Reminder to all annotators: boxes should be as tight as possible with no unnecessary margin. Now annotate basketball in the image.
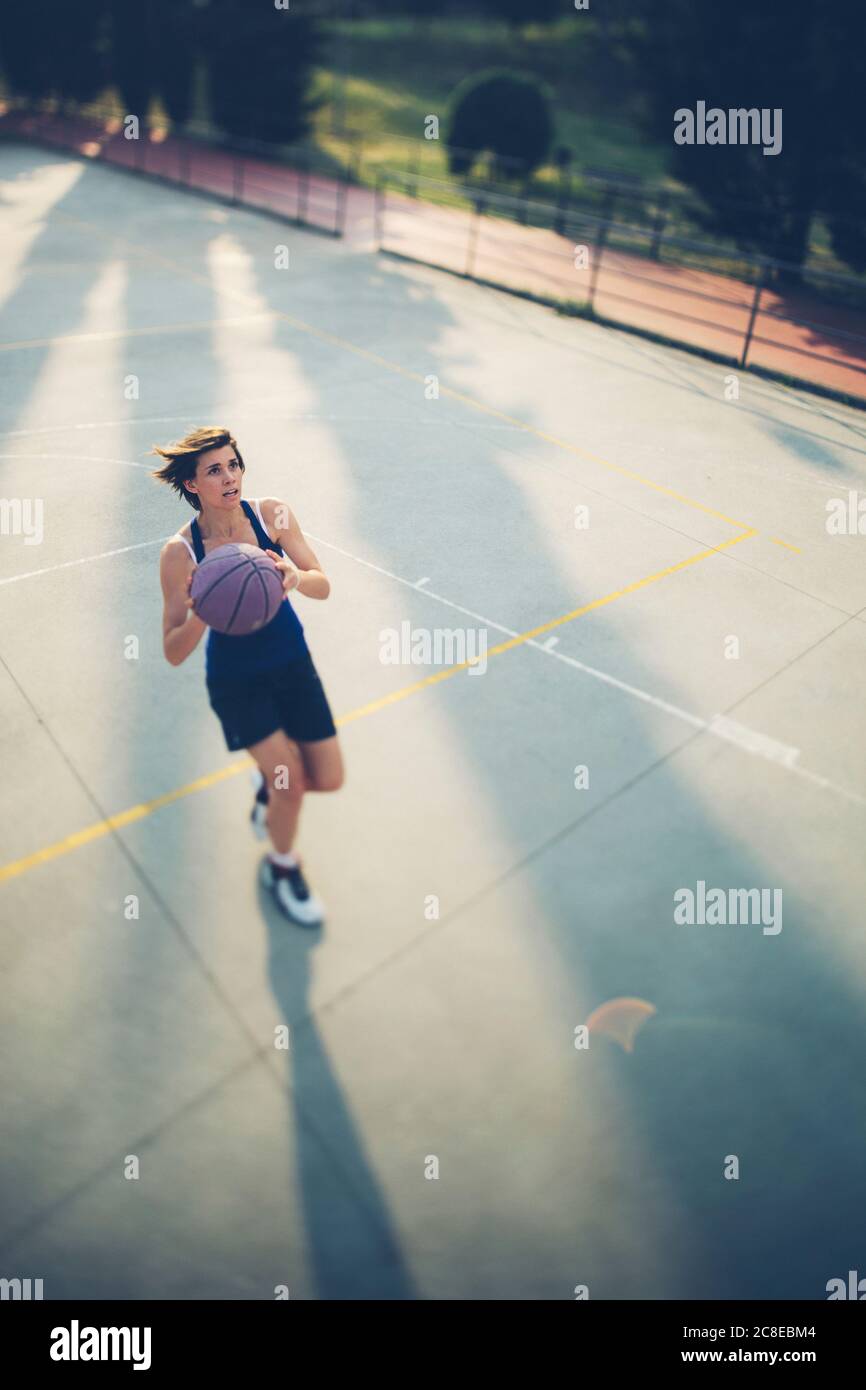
[190,542,284,635]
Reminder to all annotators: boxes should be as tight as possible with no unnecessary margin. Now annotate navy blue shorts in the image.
[207,650,337,751]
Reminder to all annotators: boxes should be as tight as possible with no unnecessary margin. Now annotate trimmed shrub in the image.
[445,67,554,180]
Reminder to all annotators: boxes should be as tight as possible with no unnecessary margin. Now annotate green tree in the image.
[0,1,109,106]
[202,0,325,147]
[108,3,201,127]
[625,0,866,279]
[153,1,199,127]
[108,0,158,120]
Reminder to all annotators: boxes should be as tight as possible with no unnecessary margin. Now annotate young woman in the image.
[153,426,343,925]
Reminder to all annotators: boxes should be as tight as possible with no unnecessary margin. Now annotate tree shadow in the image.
[238,226,866,1298]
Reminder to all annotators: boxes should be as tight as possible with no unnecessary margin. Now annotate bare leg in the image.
[297,734,345,793]
[248,729,307,854]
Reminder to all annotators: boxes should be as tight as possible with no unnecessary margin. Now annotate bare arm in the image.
[261,497,330,600]
[160,538,207,665]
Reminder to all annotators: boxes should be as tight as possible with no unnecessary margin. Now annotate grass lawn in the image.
[310,16,673,191]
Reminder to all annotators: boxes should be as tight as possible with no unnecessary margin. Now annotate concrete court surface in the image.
[1,141,866,1301]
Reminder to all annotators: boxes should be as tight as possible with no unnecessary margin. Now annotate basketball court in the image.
[2,140,866,1299]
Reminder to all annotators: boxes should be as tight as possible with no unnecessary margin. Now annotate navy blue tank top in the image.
[190,499,308,683]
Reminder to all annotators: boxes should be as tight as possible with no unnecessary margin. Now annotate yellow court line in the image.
[0,762,249,883]
[51,210,755,536]
[770,537,802,553]
[0,531,753,886]
[246,311,754,534]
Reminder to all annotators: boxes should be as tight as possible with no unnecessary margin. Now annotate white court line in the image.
[0,408,297,438]
[0,414,524,440]
[0,536,168,585]
[304,530,866,811]
[0,312,275,354]
[0,452,151,469]
[1,518,862,808]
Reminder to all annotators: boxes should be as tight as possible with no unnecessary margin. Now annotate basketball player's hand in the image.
[266,549,301,595]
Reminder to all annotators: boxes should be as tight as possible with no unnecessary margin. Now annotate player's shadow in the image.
[259,886,417,1299]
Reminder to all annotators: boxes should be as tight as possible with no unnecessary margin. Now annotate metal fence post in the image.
[335,163,348,237]
[519,174,530,226]
[599,185,617,228]
[554,167,571,236]
[373,172,384,250]
[410,143,420,197]
[587,218,610,312]
[741,262,765,368]
[298,150,310,225]
[648,192,668,260]
[553,146,572,236]
[465,194,484,278]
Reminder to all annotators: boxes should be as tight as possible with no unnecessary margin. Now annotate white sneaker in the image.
[250,768,269,841]
[261,856,325,926]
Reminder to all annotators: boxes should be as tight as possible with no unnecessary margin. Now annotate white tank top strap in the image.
[176,532,197,565]
[253,496,268,534]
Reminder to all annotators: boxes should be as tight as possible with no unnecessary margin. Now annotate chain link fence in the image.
[376,168,866,403]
